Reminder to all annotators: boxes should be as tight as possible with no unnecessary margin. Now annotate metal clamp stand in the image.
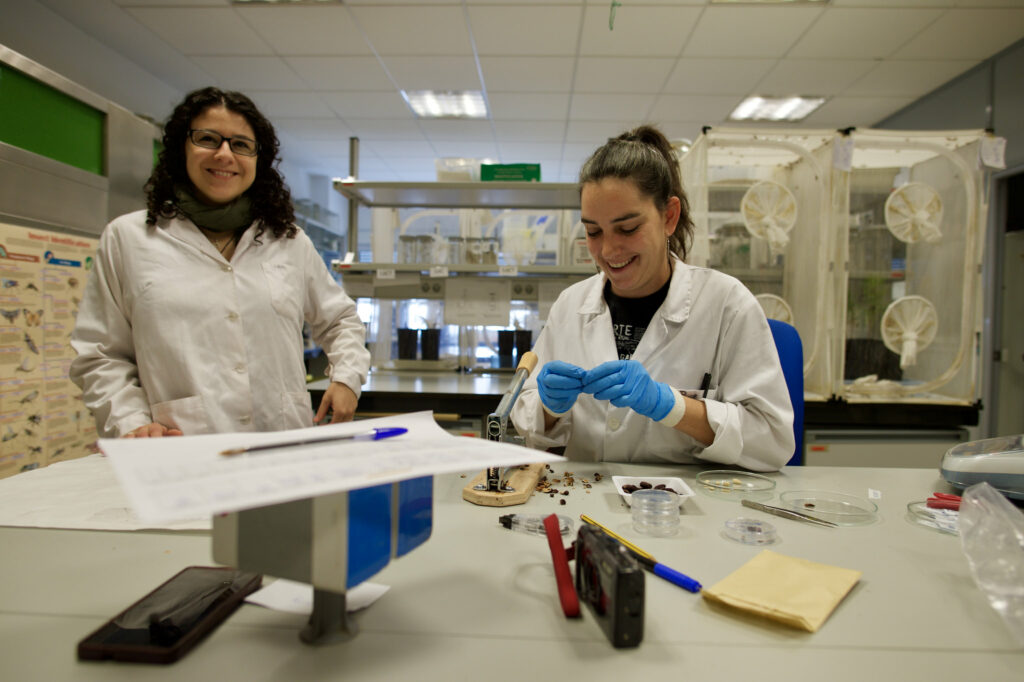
[463,352,542,506]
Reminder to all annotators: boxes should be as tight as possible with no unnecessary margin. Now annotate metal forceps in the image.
[741,499,838,528]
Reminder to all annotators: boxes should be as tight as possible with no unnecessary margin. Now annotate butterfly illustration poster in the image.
[0,220,98,479]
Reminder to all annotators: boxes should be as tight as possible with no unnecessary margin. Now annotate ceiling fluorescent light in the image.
[404,91,488,119]
[729,96,825,122]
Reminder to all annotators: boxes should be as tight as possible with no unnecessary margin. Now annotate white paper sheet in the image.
[100,411,562,523]
[245,578,388,615]
[0,454,208,531]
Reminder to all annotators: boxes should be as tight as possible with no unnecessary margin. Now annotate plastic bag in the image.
[958,482,1024,647]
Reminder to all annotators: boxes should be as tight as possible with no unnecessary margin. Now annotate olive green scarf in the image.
[174,184,253,233]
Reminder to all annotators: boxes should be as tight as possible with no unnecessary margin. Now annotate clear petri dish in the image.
[722,517,778,545]
[906,501,959,536]
[631,489,679,537]
[779,490,878,526]
[696,470,777,501]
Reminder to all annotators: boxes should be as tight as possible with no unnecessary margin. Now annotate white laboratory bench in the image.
[1,462,1021,680]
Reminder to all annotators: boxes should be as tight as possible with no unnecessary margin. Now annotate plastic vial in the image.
[631,489,679,537]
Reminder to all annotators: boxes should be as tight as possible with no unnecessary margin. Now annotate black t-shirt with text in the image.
[603,278,671,360]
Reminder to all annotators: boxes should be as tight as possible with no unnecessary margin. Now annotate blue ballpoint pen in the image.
[580,514,701,593]
[219,426,408,456]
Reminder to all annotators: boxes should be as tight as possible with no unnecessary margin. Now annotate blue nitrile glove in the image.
[537,361,587,415]
[582,359,675,421]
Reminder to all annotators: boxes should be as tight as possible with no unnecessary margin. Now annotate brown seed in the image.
[559,499,566,505]
[639,481,653,489]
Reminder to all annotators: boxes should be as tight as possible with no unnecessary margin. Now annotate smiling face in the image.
[581,176,680,298]
[184,105,257,205]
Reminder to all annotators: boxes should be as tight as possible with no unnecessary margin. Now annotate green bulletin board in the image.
[0,63,105,176]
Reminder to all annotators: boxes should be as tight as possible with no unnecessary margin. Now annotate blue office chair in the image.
[767,319,804,466]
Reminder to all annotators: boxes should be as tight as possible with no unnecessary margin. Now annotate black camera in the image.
[574,524,644,647]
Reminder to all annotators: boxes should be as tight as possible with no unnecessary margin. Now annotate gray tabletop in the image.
[1,463,1021,681]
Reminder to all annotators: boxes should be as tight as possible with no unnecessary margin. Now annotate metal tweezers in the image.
[741,499,838,528]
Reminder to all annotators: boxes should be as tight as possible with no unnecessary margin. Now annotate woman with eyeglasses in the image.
[510,125,793,472]
[70,87,370,438]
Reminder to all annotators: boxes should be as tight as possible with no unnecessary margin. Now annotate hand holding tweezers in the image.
[741,499,838,528]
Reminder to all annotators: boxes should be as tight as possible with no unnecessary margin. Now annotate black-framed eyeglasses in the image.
[188,129,259,157]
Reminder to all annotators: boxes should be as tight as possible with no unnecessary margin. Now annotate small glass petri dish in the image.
[696,470,777,501]
[722,517,778,545]
[906,501,959,536]
[631,489,680,537]
[779,490,878,526]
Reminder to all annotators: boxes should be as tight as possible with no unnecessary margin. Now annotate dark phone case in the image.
[77,566,262,664]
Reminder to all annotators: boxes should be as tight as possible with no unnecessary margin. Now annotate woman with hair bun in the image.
[511,125,793,472]
[71,87,370,438]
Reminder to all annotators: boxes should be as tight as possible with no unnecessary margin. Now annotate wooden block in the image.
[461,463,544,507]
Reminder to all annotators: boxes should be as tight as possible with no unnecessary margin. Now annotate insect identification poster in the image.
[0,220,97,479]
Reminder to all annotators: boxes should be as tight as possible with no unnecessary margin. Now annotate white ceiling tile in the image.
[362,140,437,159]
[648,95,744,125]
[664,59,776,95]
[789,8,945,59]
[431,140,500,159]
[468,5,583,56]
[345,118,427,140]
[247,91,335,118]
[487,93,570,121]
[579,5,703,57]
[496,142,562,160]
[845,60,980,96]
[801,96,916,127]
[562,141,600,166]
[568,94,657,121]
[280,137,360,159]
[190,56,302,91]
[321,91,414,119]
[683,7,824,58]
[479,57,575,92]
[894,9,1024,59]
[348,5,472,56]
[653,121,709,145]
[125,7,272,55]
[379,56,481,91]
[565,120,647,144]
[494,120,567,142]
[420,119,495,142]
[274,118,354,140]
[235,5,372,56]
[285,56,393,90]
[757,60,877,97]
[573,58,676,94]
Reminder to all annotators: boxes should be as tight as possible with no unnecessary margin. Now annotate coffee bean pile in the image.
[620,481,681,495]
[536,465,605,504]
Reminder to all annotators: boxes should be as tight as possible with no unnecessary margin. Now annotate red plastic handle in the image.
[544,513,580,618]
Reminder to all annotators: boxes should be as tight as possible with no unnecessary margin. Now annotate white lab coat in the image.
[70,211,370,437]
[510,258,794,472]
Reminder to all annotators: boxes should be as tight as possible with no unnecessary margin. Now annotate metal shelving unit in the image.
[332,179,578,211]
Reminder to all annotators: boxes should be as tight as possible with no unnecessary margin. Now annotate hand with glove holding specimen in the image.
[536,360,588,415]
[582,359,681,423]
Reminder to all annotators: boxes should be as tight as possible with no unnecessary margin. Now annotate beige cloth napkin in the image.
[702,549,862,632]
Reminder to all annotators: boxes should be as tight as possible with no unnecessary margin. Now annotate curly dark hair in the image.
[145,87,296,239]
[578,125,694,261]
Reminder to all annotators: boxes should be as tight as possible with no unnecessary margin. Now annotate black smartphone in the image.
[77,566,262,664]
